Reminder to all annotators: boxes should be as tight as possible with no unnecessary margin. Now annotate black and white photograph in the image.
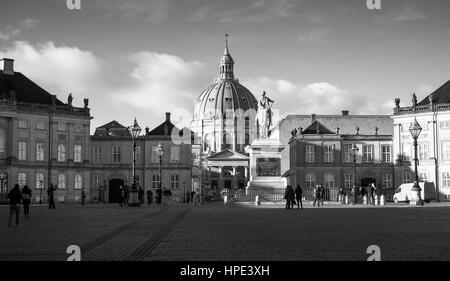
[1,0,450,273]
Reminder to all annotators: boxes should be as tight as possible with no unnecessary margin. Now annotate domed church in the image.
[190,35,258,196]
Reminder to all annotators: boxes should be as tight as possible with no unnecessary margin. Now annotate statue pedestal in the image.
[245,138,286,199]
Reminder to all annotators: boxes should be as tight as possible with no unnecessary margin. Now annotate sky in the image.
[1,0,450,132]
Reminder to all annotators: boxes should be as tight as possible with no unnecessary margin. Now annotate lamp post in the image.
[157,143,164,204]
[128,118,142,207]
[39,180,43,204]
[351,142,359,188]
[183,180,186,203]
[409,117,423,206]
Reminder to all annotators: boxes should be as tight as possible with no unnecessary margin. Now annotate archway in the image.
[109,179,124,203]
[360,177,376,188]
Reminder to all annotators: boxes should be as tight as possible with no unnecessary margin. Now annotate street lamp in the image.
[39,180,43,204]
[409,117,423,206]
[128,118,142,207]
[351,142,359,187]
[157,143,164,204]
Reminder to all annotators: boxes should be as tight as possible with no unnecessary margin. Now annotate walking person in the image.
[146,189,153,205]
[139,187,145,205]
[360,186,366,204]
[47,183,57,209]
[351,185,357,205]
[313,185,321,207]
[118,186,124,207]
[295,185,303,209]
[7,184,22,227]
[81,187,86,206]
[284,185,294,209]
[22,185,32,218]
[123,185,129,206]
[319,184,325,206]
[367,184,373,205]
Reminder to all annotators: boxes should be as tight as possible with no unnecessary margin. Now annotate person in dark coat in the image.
[351,185,357,205]
[47,183,57,209]
[360,186,366,204]
[119,185,124,207]
[139,187,145,205]
[284,185,295,209]
[319,184,325,205]
[295,185,303,209]
[81,188,86,206]
[21,185,32,218]
[156,187,162,204]
[8,184,22,227]
[123,185,129,205]
[146,189,153,205]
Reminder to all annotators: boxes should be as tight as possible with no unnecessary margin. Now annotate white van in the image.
[393,182,436,203]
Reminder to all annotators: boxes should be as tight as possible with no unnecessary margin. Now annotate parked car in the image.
[393,182,436,203]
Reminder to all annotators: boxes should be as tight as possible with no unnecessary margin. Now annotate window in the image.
[35,173,44,189]
[382,145,392,163]
[18,173,26,187]
[92,174,102,189]
[440,121,450,129]
[402,143,412,162]
[74,174,83,189]
[363,145,374,163]
[93,146,103,163]
[443,172,450,188]
[0,129,5,157]
[419,171,428,182]
[18,120,28,128]
[58,122,67,131]
[151,146,159,163]
[382,174,393,189]
[343,144,353,163]
[112,146,121,163]
[152,174,160,189]
[402,172,412,184]
[170,146,180,163]
[344,173,354,188]
[57,144,66,162]
[418,143,429,161]
[305,145,315,163]
[18,141,27,160]
[324,173,335,188]
[74,124,83,132]
[305,173,315,188]
[443,141,450,161]
[58,174,66,189]
[36,142,45,161]
[36,120,46,130]
[74,145,82,163]
[170,174,180,189]
[324,145,334,163]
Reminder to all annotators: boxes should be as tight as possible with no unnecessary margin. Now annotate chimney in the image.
[1,58,14,75]
[342,110,349,116]
[165,112,171,122]
[311,113,316,123]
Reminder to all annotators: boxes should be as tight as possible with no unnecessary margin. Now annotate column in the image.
[218,167,224,190]
[232,166,238,189]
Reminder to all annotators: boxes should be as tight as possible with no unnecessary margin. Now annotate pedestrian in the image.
[156,186,162,204]
[22,184,32,218]
[81,187,86,206]
[367,184,373,205]
[146,189,153,205]
[139,187,145,205]
[360,186,366,204]
[191,190,196,204]
[123,185,129,206]
[351,185,357,205]
[284,185,295,209]
[119,185,124,207]
[7,184,22,227]
[295,185,303,209]
[319,184,325,206]
[371,183,377,205]
[47,183,57,209]
[313,185,321,207]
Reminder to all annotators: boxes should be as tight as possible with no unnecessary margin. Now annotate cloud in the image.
[0,19,39,41]
[298,28,331,43]
[394,7,427,21]
[0,41,209,131]
[244,77,392,118]
[89,0,170,23]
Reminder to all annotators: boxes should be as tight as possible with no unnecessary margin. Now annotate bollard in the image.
[255,195,261,206]
[363,195,367,205]
[224,195,228,205]
[380,195,385,206]
[345,195,349,205]
[375,195,379,205]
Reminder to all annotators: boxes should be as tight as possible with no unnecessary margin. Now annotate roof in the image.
[279,115,393,137]
[418,80,450,105]
[94,120,131,137]
[301,120,336,135]
[147,119,176,136]
[0,71,64,105]
[207,149,249,161]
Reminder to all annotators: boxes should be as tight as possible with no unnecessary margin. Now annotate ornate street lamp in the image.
[157,143,164,204]
[128,118,141,207]
[409,117,423,206]
[352,142,359,187]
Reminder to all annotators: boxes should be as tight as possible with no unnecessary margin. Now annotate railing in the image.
[395,103,450,115]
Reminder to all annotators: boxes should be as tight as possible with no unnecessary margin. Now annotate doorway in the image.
[360,177,376,188]
[109,179,124,203]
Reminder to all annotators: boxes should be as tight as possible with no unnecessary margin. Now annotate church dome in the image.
[193,35,257,120]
